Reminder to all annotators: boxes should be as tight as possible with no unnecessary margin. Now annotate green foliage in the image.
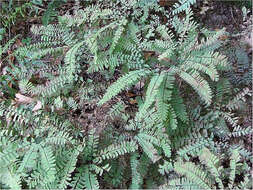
[173,147,252,189]
[172,0,197,15]
[226,46,252,86]
[99,69,151,105]
[0,1,33,29]
[0,0,251,189]
[42,0,67,26]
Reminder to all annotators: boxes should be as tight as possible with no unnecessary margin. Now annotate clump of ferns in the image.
[160,147,252,189]
[181,82,252,155]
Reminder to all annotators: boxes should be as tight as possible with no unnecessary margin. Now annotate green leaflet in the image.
[228,149,241,188]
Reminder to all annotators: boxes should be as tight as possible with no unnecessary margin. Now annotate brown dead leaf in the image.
[219,35,228,41]
[13,39,23,48]
[15,93,34,104]
[126,92,136,98]
[8,82,12,88]
[8,50,15,64]
[144,51,155,60]
[32,101,42,112]
[129,99,137,105]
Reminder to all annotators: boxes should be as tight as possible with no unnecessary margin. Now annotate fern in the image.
[226,87,251,111]
[199,147,224,189]
[70,168,86,189]
[130,153,142,189]
[137,73,164,119]
[42,0,67,25]
[0,167,22,190]
[157,72,175,122]
[84,166,100,190]
[135,134,160,163]
[103,160,125,187]
[57,145,83,189]
[17,144,39,173]
[98,140,138,161]
[171,87,189,123]
[172,0,197,15]
[0,0,250,189]
[177,69,212,105]
[177,137,214,161]
[39,144,57,184]
[109,18,128,54]
[99,69,151,105]
[228,148,241,188]
[174,160,212,189]
[174,147,251,189]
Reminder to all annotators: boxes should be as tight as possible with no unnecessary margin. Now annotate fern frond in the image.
[0,167,21,190]
[0,149,19,169]
[172,0,196,15]
[17,144,39,173]
[135,134,160,163]
[98,140,138,161]
[137,73,164,119]
[85,129,99,157]
[215,78,232,103]
[199,147,224,189]
[177,137,214,161]
[226,88,251,111]
[174,160,212,189]
[158,160,173,175]
[193,28,226,51]
[46,131,74,146]
[160,177,199,190]
[171,87,189,123]
[110,18,128,53]
[90,163,110,176]
[183,58,219,82]
[57,145,83,189]
[157,72,175,122]
[84,166,99,190]
[1,35,20,56]
[104,160,124,187]
[237,174,251,190]
[98,69,151,105]
[228,148,240,188]
[178,69,212,105]
[64,40,85,80]
[130,153,142,189]
[70,168,86,189]
[39,145,57,183]
[230,125,251,137]
[161,139,171,158]
[167,104,178,129]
